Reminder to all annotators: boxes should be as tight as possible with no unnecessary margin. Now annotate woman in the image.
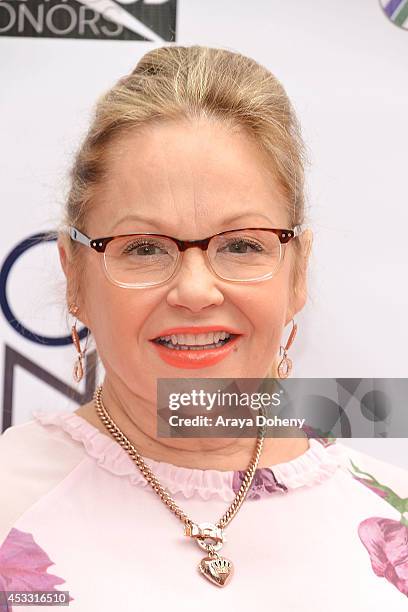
[0,45,407,610]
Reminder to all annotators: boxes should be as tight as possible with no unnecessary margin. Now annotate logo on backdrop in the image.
[380,0,408,29]
[0,0,176,41]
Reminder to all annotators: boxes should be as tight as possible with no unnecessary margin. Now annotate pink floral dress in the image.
[0,409,407,611]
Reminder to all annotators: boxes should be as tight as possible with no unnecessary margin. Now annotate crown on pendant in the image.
[199,555,234,587]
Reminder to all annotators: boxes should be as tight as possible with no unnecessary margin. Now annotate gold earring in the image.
[277,319,297,379]
[69,304,90,383]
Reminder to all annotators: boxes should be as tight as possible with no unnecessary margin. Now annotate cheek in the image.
[82,258,156,356]
[91,290,154,344]
[237,279,291,360]
[237,277,290,327]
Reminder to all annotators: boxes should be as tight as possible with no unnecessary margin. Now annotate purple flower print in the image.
[357,517,408,597]
[0,528,73,611]
[232,467,288,500]
[349,460,408,598]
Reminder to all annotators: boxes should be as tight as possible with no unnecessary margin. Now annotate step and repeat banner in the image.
[1,0,407,464]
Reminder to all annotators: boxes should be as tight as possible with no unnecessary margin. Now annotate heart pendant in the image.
[198,555,234,587]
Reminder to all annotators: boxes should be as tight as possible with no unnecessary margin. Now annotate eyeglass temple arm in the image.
[69,226,91,247]
[292,224,304,238]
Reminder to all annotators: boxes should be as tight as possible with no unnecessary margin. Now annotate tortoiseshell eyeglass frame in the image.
[68,224,305,288]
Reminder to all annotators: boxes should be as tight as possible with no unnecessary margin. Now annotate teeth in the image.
[157,331,232,346]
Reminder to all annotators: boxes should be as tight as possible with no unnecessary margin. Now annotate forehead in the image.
[89,118,288,234]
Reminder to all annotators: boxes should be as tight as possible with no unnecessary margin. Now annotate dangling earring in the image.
[69,304,90,383]
[277,319,297,379]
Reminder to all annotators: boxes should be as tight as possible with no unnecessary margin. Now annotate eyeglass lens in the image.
[103,229,282,286]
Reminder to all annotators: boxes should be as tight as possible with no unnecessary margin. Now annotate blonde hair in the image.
[56,44,310,378]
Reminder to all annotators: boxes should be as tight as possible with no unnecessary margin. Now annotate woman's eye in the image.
[221,239,263,254]
[123,241,166,256]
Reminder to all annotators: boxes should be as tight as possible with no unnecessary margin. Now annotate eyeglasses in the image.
[68,224,304,288]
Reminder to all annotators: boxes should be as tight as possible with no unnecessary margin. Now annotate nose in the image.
[165,247,225,313]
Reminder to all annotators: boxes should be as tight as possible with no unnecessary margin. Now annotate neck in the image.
[74,375,310,471]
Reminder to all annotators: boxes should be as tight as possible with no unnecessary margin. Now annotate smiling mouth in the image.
[152,334,239,351]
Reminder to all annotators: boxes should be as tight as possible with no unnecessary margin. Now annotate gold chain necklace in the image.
[93,384,267,588]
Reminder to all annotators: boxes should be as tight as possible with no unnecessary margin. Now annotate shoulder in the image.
[331,440,408,500]
[0,415,85,471]
[0,415,85,544]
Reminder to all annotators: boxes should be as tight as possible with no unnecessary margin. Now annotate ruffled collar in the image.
[32,409,345,502]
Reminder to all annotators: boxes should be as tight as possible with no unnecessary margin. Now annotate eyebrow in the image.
[110,211,278,232]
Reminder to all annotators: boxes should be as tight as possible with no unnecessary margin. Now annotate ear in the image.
[57,234,89,326]
[57,234,70,280]
[287,228,313,323]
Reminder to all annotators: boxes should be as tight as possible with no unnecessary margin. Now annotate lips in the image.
[150,334,242,369]
[148,325,244,369]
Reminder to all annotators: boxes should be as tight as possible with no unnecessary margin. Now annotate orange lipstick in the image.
[149,326,243,369]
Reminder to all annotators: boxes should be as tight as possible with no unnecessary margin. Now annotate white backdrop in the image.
[1,0,407,466]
